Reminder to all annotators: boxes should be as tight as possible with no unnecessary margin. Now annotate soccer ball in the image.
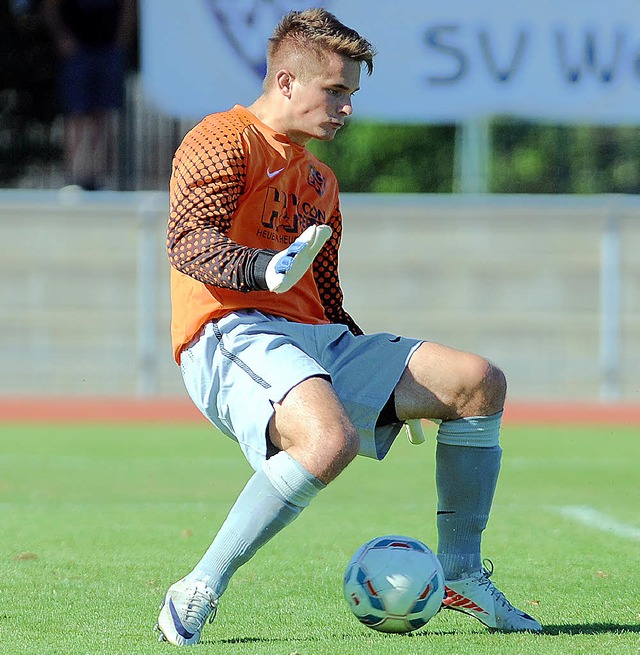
[343,534,445,633]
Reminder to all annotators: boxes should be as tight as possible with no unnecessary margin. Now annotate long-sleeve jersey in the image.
[168,104,362,363]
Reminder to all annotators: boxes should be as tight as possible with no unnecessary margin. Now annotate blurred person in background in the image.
[42,0,135,190]
[1,0,58,185]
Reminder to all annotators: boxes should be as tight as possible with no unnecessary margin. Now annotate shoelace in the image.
[475,559,517,613]
[185,589,218,627]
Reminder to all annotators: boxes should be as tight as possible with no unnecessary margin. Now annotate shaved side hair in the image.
[264,8,376,88]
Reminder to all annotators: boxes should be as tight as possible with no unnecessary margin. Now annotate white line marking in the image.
[557,505,640,541]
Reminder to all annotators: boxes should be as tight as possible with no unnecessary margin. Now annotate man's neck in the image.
[247,97,310,147]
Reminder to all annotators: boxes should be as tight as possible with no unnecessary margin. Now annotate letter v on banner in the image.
[478,29,528,83]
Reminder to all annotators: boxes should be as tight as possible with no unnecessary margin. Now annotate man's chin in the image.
[315,130,338,142]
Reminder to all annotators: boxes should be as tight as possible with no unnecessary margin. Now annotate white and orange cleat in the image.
[443,561,542,632]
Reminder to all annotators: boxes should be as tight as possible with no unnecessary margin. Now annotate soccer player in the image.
[156,8,542,646]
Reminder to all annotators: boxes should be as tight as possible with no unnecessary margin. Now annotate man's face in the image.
[286,52,362,145]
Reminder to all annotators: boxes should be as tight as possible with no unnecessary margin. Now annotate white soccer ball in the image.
[343,534,445,633]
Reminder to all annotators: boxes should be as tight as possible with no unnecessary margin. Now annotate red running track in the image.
[0,397,639,425]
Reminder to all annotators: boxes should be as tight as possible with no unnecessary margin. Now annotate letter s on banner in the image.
[424,25,468,85]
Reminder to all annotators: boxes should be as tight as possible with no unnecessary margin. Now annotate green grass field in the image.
[2,420,639,655]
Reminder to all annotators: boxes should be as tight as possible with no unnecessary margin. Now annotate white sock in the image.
[186,452,324,597]
[435,412,502,580]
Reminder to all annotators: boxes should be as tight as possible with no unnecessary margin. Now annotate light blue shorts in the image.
[180,311,422,471]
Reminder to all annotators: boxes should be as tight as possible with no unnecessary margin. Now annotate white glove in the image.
[404,419,426,445]
[265,224,332,293]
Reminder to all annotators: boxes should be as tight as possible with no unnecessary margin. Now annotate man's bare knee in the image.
[479,360,507,415]
[317,425,359,479]
[336,426,360,464]
[268,376,360,483]
[276,425,359,484]
[455,354,506,416]
[395,343,506,421]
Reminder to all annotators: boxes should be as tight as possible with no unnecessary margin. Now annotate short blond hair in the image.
[264,8,375,87]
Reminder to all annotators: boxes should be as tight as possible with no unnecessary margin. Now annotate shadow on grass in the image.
[541,623,640,636]
[217,637,272,644]
[425,624,640,637]
[209,623,640,645]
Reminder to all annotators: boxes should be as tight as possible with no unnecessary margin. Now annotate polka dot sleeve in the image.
[167,115,261,291]
[313,205,363,336]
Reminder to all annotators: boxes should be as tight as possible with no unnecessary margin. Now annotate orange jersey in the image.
[168,105,361,362]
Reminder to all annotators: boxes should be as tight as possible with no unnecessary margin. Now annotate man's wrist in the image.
[246,249,277,290]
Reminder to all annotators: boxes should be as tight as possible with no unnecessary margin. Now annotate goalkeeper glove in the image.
[265,224,332,293]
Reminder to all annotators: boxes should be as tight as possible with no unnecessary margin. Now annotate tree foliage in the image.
[491,121,640,195]
[309,120,640,195]
[308,123,456,193]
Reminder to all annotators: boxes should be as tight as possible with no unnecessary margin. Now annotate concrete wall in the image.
[1,190,638,401]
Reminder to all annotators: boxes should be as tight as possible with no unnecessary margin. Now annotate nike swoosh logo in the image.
[169,598,195,640]
[388,336,401,343]
[267,167,285,179]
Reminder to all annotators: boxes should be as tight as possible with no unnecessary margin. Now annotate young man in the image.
[157,8,542,646]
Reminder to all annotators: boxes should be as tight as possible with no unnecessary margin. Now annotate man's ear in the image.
[275,70,294,98]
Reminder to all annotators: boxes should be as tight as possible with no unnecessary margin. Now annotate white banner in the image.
[140,0,640,124]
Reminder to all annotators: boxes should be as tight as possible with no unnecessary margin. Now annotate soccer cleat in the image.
[442,561,542,632]
[155,579,218,646]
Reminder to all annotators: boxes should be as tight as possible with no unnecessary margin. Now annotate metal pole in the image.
[136,193,160,396]
[454,117,491,194]
[600,208,621,401]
